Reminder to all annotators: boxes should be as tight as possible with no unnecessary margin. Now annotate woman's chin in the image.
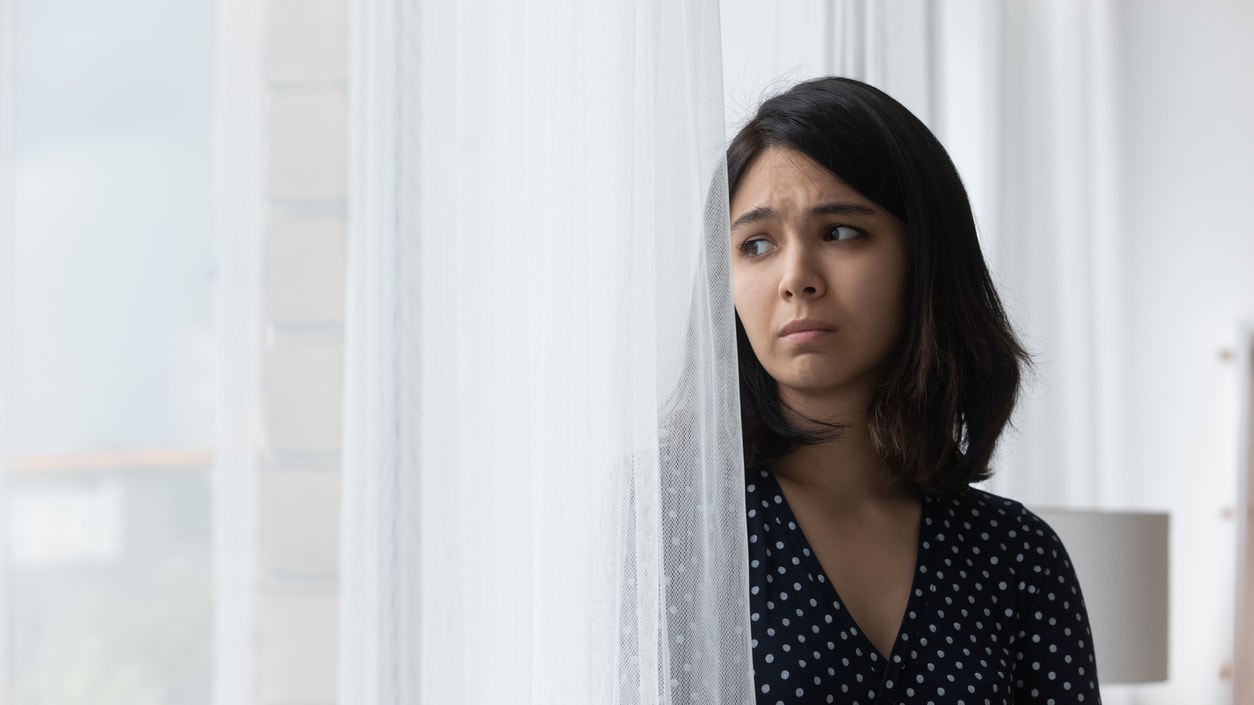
[775,375,877,414]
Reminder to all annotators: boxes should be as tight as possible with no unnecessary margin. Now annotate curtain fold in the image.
[936,0,1123,508]
[0,0,13,695]
[211,0,265,701]
[342,1,752,702]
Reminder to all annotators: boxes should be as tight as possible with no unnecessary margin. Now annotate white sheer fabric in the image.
[720,0,937,135]
[212,0,263,698]
[342,1,751,703]
[0,1,13,694]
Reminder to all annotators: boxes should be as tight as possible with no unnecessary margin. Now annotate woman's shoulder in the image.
[933,485,1050,525]
[926,486,1073,565]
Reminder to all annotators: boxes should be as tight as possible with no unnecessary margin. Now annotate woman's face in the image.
[730,147,908,415]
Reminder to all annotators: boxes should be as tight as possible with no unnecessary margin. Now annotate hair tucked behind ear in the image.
[730,77,1029,498]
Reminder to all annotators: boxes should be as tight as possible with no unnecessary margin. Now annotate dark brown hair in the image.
[730,77,1029,497]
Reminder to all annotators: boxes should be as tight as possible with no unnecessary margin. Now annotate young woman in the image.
[729,78,1100,704]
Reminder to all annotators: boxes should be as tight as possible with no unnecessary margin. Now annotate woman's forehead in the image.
[731,147,875,219]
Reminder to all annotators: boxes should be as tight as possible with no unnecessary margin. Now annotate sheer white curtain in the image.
[341,1,752,703]
[0,0,13,694]
[212,0,264,701]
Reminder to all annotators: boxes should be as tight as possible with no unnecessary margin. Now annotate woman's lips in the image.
[778,319,837,342]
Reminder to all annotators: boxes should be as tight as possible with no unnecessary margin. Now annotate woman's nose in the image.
[778,244,825,300]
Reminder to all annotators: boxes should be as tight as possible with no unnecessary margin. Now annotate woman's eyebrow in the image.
[730,205,776,231]
[805,201,877,217]
[731,201,877,231]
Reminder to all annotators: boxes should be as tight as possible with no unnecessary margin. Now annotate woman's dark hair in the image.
[730,76,1028,498]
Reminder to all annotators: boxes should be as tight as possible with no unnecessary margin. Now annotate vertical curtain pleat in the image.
[342,0,404,702]
[970,0,1120,507]
[343,1,751,703]
[0,0,14,694]
[211,0,264,701]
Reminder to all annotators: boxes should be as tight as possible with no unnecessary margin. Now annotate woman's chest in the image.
[747,552,1023,705]
[784,498,920,659]
[746,474,1031,704]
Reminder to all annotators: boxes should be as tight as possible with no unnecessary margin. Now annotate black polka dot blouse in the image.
[747,467,1101,705]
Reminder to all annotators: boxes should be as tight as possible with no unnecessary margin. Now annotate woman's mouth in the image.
[778,319,838,342]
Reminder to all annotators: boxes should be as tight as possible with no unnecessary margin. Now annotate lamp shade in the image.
[1031,508,1170,684]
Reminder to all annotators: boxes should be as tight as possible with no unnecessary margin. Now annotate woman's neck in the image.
[773,424,909,503]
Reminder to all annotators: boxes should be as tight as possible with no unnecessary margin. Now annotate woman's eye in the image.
[826,225,863,241]
[739,239,773,257]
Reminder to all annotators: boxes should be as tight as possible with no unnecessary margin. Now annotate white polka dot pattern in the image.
[747,468,1101,704]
